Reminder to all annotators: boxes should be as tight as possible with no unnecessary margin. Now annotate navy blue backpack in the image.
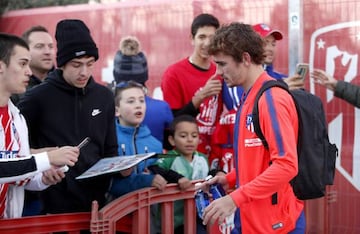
[252,80,338,200]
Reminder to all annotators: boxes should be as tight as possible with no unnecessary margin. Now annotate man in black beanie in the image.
[55,19,99,67]
[18,19,118,214]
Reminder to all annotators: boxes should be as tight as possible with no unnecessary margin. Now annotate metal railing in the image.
[0,183,198,234]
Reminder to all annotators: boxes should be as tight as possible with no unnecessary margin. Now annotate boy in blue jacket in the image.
[108,81,191,199]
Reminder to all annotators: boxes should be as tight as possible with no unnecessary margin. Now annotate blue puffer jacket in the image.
[143,95,173,143]
[108,120,163,197]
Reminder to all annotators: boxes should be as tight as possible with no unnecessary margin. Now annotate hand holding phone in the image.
[296,63,309,80]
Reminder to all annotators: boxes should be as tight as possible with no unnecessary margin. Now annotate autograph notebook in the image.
[76,152,156,179]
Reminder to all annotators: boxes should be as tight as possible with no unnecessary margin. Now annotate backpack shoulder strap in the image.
[252,80,290,149]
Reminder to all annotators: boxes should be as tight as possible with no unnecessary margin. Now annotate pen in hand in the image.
[57,137,91,173]
[77,137,91,149]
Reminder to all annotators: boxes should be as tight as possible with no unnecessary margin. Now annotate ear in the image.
[0,61,5,74]
[168,135,176,147]
[189,34,194,46]
[242,52,251,66]
[115,105,120,117]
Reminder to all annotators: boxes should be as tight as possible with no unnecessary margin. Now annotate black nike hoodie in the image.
[18,69,118,213]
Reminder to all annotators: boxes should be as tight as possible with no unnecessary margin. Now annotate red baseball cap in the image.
[252,23,283,40]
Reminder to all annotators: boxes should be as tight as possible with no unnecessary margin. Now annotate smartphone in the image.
[296,63,309,80]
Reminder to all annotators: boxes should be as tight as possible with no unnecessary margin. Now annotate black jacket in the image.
[18,69,118,213]
[11,74,43,105]
[335,80,360,108]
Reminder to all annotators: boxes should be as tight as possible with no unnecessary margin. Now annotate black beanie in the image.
[113,36,148,84]
[55,19,99,67]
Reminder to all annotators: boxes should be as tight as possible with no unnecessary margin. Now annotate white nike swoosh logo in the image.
[92,109,102,116]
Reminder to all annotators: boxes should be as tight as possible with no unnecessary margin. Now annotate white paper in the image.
[76,152,156,179]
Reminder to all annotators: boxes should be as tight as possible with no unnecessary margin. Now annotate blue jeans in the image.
[289,210,306,234]
[230,209,305,234]
[230,209,241,234]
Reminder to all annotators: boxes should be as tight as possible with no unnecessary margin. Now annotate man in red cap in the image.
[252,23,287,79]
[253,23,283,39]
[256,23,307,87]
[253,23,305,89]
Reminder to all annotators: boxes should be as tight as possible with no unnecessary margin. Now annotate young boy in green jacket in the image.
[155,115,209,234]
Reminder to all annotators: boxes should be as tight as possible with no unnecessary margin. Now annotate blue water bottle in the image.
[206,175,226,200]
[194,182,210,219]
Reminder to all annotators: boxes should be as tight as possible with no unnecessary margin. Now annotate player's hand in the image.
[202,195,237,226]
[196,175,229,193]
